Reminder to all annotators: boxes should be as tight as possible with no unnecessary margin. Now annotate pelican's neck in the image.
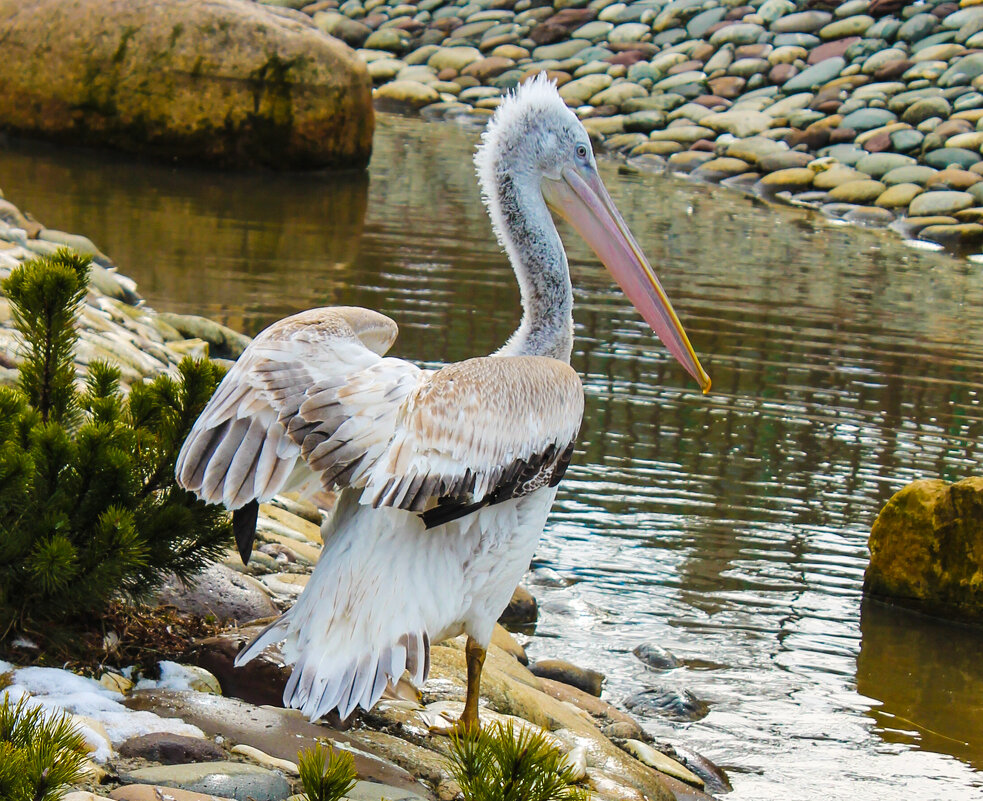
[489,171,574,362]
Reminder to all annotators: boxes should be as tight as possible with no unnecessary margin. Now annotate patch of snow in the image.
[1,665,204,762]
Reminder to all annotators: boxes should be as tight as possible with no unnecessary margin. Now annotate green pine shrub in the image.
[297,742,358,801]
[0,695,89,801]
[448,721,589,801]
[0,249,231,640]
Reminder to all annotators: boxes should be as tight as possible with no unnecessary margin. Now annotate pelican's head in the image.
[476,73,711,394]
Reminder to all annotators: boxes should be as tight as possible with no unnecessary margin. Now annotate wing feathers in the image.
[178,307,584,529]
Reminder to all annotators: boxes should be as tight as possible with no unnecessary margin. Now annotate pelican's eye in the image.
[575,143,588,160]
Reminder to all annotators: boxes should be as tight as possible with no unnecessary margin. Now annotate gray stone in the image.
[839,107,897,131]
[772,32,820,48]
[770,10,831,34]
[625,687,710,721]
[154,563,277,624]
[940,53,983,88]
[818,143,867,166]
[531,39,590,60]
[867,17,901,40]
[687,7,726,39]
[347,781,429,801]
[897,13,937,43]
[125,691,422,793]
[157,312,251,359]
[855,152,916,179]
[954,92,983,112]
[118,733,224,764]
[633,643,682,670]
[782,56,845,91]
[924,148,982,170]
[709,23,765,46]
[118,762,289,801]
[908,190,976,216]
[881,165,939,186]
[890,128,925,152]
[902,96,952,125]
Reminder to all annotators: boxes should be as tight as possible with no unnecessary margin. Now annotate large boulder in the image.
[0,0,373,169]
[864,477,983,623]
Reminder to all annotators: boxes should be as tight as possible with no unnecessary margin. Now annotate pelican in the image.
[175,74,710,731]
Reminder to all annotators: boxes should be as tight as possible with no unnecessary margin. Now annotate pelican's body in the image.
[176,75,709,727]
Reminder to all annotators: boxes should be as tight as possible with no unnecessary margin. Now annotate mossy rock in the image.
[864,477,983,624]
[0,0,373,169]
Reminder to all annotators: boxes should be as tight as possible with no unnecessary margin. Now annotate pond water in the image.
[3,114,983,801]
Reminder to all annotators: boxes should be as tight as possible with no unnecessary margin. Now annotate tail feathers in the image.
[235,617,431,722]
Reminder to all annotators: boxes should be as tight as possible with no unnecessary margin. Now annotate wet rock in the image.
[882,165,939,186]
[896,215,960,237]
[498,584,538,628]
[924,147,982,170]
[693,157,754,181]
[844,205,895,226]
[828,178,886,203]
[918,222,983,249]
[902,96,952,125]
[155,564,277,624]
[117,732,225,764]
[700,110,772,137]
[925,167,982,190]
[117,763,289,801]
[839,107,896,131]
[908,189,975,216]
[624,739,704,788]
[125,690,423,793]
[375,80,442,108]
[0,0,373,169]
[632,643,682,670]
[190,627,290,708]
[865,478,983,623]
[770,10,832,34]
[156,313,251,359]
[624,687,710,721]
[855,152,916,179]
[875,182,923,208]
[783,56,846,91]
[529,658,604,696]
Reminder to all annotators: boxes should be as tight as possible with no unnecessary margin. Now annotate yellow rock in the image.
[260,504,323,544]
[624,739,705,787]
[63,792,114,801]
[490,623,527,664]
[99,671,133,694]
[231,743,299,775]
[865,477,983,622]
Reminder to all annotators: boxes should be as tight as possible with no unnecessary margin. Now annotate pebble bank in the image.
[276,0,983,255]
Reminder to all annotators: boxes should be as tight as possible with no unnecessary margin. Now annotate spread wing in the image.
[177,307,585,532]
[175,306,407,509]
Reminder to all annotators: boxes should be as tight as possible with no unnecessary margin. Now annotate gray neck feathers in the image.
[486,168,574,363]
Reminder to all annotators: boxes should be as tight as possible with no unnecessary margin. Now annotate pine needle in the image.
[447,720,589,801]
[297,742,358,801]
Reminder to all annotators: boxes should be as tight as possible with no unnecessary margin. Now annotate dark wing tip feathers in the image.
[418,438,577,529]
[233,500,260,564]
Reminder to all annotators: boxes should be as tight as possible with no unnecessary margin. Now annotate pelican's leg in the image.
[459,635,486,732]
[430,636,486,736]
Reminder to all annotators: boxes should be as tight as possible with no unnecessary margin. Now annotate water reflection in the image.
[3,114,983,799]
[859,599,983,771]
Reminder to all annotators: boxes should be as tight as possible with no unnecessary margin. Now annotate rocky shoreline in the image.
[290,0,983,256]
[0,194,723,801]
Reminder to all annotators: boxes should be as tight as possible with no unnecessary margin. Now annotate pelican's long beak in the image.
[543,165,711,394]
